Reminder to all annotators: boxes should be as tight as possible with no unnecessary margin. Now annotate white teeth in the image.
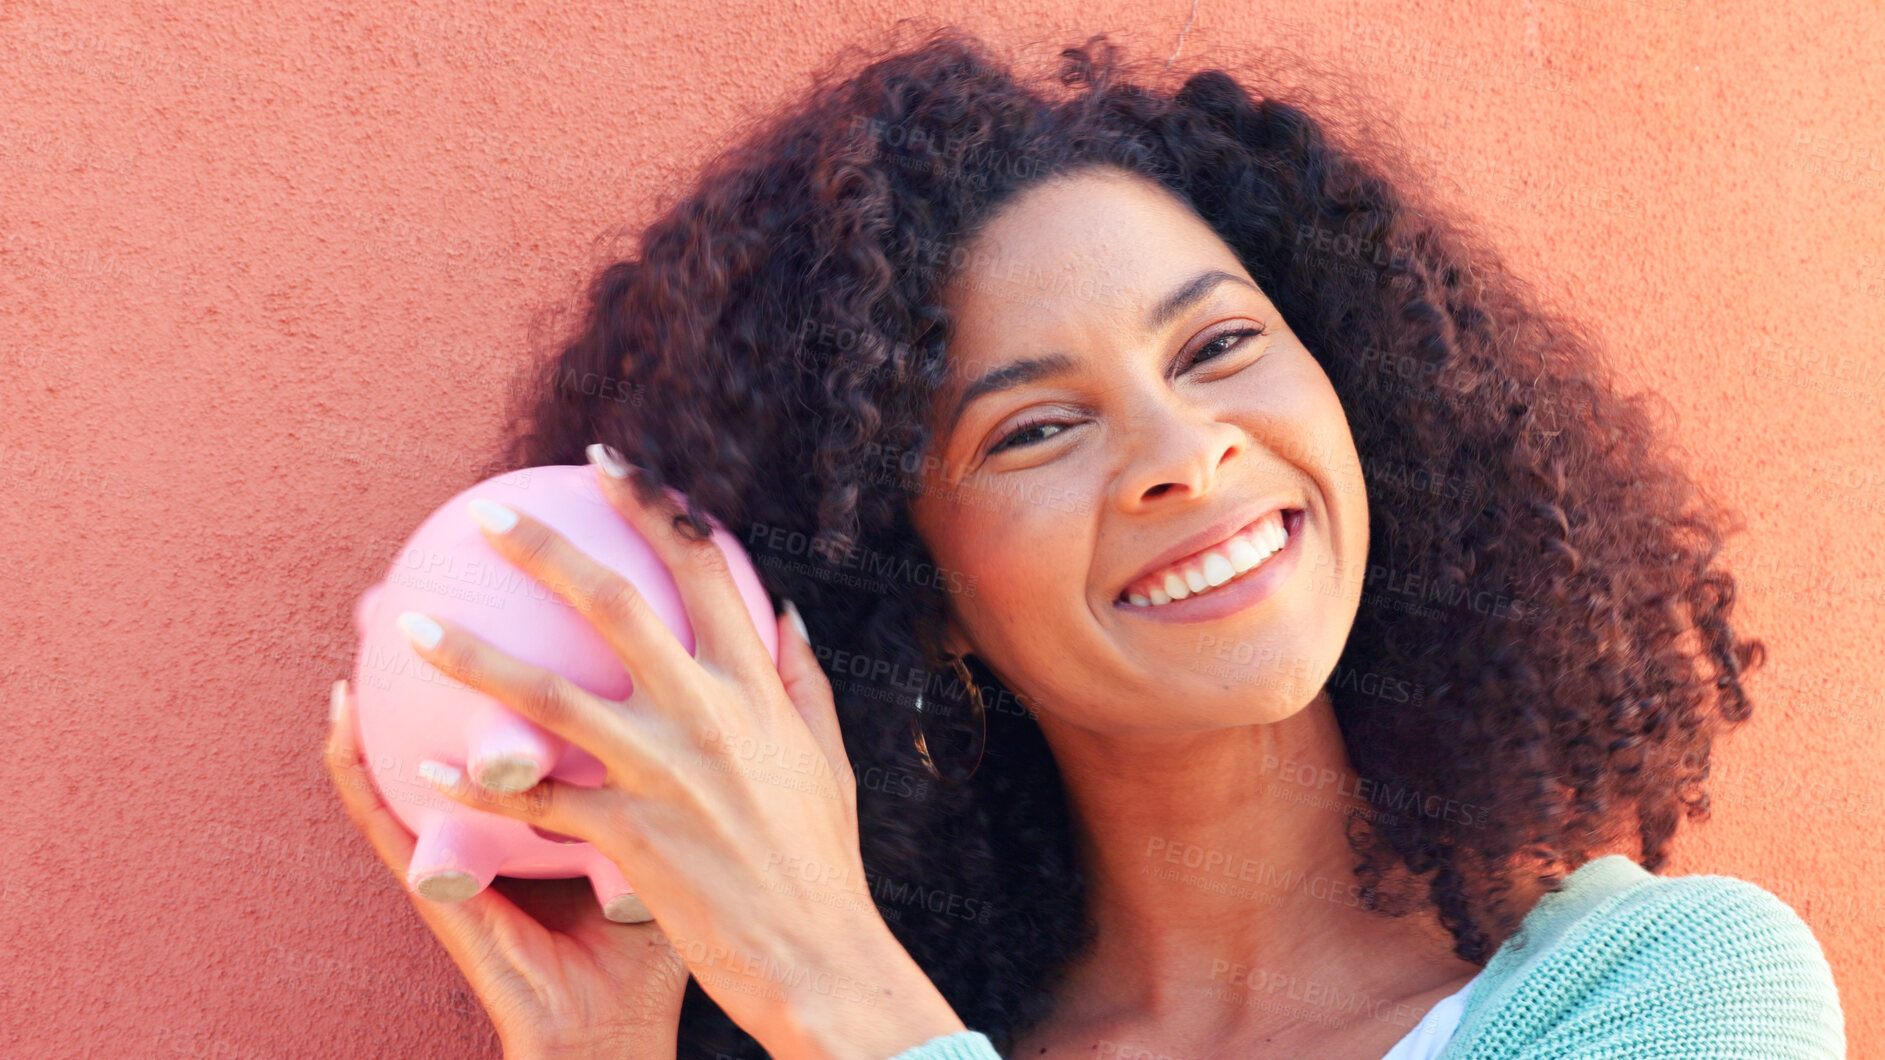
[1123,512,1294,607]
[1227,538,1263,573]
[1202,552,1235,587]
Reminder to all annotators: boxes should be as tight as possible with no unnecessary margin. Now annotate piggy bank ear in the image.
[353,583,384,639]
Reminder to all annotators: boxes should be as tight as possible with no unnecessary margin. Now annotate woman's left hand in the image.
[394,443,965,1060]
[326,678,691,1060]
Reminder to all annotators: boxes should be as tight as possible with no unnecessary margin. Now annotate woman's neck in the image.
[1032,692,1469,1030]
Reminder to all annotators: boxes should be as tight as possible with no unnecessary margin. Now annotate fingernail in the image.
[784,598,810,646]
[586,442,633,479]
[330,679,347,723]
[417,759,463,790]
[467,498,519,534]
[397,611,443,650]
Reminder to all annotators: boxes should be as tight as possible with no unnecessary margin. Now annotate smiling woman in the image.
[437,24,1842,1060]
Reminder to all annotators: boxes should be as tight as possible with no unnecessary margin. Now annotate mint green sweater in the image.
[889,855,1846,1059]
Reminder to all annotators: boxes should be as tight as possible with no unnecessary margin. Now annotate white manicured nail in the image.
[586,443,632,479]
[417,759,462,790]
[467,498,519,534]
[397,611,443,650]
[330,679,347,723]
[784,599,810,646]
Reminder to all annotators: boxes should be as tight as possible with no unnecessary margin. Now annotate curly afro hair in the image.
[483,23,1765,1058]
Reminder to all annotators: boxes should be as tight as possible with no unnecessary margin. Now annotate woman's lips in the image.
[1113,509,1307,623]
[1116,508,1300,605]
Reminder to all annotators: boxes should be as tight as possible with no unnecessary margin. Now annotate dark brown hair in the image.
[487,24,1763,1057]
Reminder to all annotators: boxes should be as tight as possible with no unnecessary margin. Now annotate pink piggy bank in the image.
[349,463,780,923]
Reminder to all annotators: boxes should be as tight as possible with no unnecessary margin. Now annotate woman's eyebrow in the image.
[945,352,1078,436]
[942,268,1259,436]
[1146,268,1257,331]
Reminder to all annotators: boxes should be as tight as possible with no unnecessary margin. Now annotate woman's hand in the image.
[385,443,965,1060]
[325,678,690,1059]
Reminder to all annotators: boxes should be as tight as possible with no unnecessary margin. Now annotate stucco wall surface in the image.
[2,1,1880,1056]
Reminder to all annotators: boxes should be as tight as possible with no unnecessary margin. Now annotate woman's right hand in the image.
[325,677,690,1059]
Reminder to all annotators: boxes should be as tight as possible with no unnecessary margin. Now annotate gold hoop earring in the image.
[911,652,987,783]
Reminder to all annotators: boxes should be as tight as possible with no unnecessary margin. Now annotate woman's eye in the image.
[1183,327,1265,371]
[984,328,1265,457]
[988,416,1069,455]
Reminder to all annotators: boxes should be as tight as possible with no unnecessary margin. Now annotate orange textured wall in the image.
[4,1,1879,1056]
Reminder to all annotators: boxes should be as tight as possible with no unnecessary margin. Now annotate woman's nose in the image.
[1111,402,1247,509]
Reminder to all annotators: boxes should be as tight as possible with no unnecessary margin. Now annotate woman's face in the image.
[908,166,1370,735]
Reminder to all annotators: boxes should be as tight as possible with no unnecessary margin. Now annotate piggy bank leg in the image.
[467,710,565,794]
[588,858,652,924]
[407,812,504,904]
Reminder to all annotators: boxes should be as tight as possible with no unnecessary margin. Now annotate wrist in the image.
[760,919,966,1060]
[499,1034,609,1060]
[501,1018,678,1060]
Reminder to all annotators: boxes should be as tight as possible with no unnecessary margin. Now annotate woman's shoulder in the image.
[890,857,1848,1060]
[1441,854,1847,1059]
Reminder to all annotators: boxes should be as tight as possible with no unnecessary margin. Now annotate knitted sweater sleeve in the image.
[884,1030,1004,1060]
[1448,872,1847,1060]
